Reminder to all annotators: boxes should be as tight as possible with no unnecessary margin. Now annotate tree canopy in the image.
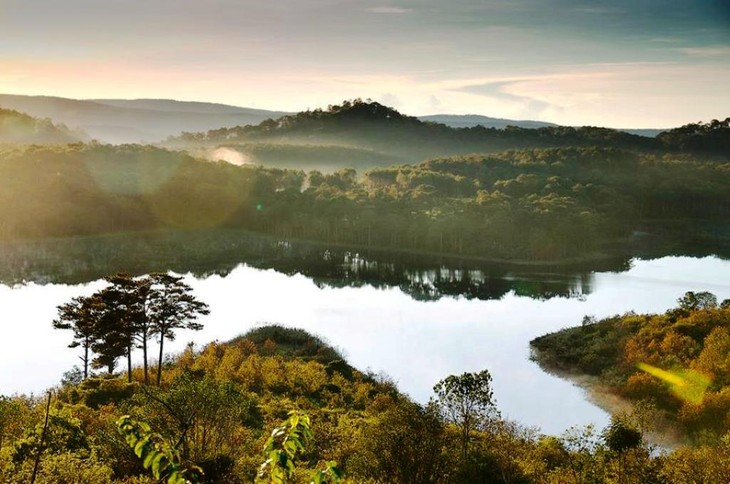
[52,273,209,385]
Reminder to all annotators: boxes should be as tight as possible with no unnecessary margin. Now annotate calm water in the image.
[2,248,729,436]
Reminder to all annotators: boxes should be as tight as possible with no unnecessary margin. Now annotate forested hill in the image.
[1,143,728,262]
[656,118,730,156]
[0,108,82,144]
[167,100,730,164]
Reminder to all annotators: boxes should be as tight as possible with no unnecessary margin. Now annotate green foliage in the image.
[52,272,208,385]
[139,371,257,467]
[603,417,643,453]
[239,325,346,369]
[257,411,312,483]
[310,462,343,484]
[13,409,89,464]
[660,432,730,483]
[432,370,498,459]
[116,415,202,484]
[257,411,341,484]
[0,396,26,448]
[351,400,446,483]
[61,377,137,409]
[678,291,719,311]
[4,451,115,484]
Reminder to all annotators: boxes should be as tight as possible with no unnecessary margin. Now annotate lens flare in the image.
[637,362,711,405]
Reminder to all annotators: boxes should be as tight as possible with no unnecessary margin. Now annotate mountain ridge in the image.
[420,114,558,130]
[0,94,289,144]
[2,93,665,144]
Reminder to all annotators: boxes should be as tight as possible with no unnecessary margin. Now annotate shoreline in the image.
[530,348,686,450]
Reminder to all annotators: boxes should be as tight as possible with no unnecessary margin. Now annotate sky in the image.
[0,0,729,127]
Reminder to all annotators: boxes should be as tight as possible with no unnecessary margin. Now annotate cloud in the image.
[428,95,442,111]
[679,45,730,57]
[454,79,554,118]
[457,80,521,102]
[453,62,730,127]
[378,92,400,107]
[367,6,412,14]
[571,6,625,15]
[650,37,682,43]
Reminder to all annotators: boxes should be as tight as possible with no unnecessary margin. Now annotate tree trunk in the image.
[83,338,89,379]
[461,426,469,461]
[127,345,132,383]
[156,331,165,386]
[30,392,52,484]
[142,332,149,385]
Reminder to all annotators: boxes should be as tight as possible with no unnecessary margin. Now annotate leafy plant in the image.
[118,410,341,484]
[257,411,341,484]
[116,415,202,484]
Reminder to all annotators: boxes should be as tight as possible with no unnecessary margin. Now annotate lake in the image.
[1,232,729,436]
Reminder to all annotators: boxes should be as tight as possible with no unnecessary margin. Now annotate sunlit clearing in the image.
[208,147,249,166]
[637,362,711,405]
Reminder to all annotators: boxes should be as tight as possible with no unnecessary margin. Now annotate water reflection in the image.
[0,230,627,300]
[0,237,729,436]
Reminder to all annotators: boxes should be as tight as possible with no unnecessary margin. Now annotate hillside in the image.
[0,108,82,144]
[168,100,667,166]
[2,323,729,482]
[0,94,289,144]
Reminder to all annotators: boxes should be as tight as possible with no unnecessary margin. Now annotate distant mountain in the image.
[420,114,663,138]
[0,108,82,144]
[91,98,282,116]
[0,95,289,144]
[620,128,664,138]
[0,94,668,147]
[419,114,558,130]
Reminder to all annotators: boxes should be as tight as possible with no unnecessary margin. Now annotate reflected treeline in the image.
[329,251,609,300]
[0,230,635,300]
